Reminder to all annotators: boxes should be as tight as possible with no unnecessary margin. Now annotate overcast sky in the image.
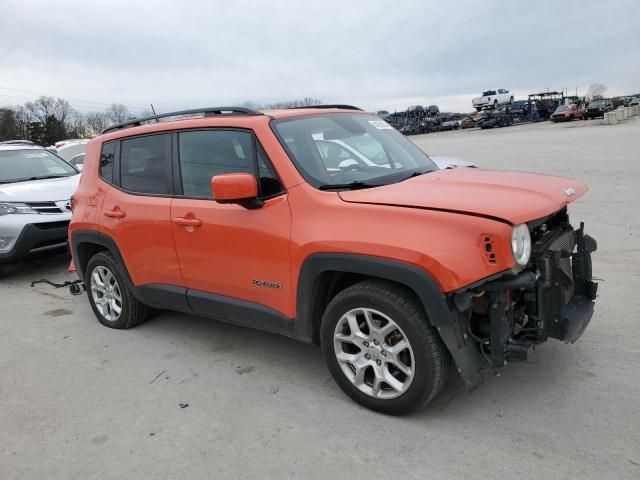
[1,0,638,114]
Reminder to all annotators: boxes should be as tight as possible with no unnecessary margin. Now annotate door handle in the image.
[173,217,202,227]
[103,208,126,218]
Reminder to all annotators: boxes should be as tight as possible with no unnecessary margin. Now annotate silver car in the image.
[0,141,80,264]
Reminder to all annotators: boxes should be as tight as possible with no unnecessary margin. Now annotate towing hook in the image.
[30,278,85,295]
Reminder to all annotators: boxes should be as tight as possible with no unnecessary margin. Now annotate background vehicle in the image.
[528,91,564,120]
[475,108,514,128]
[585,99,614,119]
[439,120,459,131]
[0,142,79,264]
[551,104,586,122]
[376,110,390,120]
[68,153,85,171]
[56,139,89,161]
[69,106,597,415]
[472,89,513,111]
[460,116,475,128]
[509,100,532,119]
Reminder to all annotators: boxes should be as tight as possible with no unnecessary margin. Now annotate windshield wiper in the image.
[27,175,72,181]
[318,181,377,191]
[398,169,433,181]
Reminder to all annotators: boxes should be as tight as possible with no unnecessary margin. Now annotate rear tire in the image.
[86,252,151,329]
[320,280,449,415]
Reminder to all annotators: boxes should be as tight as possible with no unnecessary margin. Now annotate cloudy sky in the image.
[0,0,638,115]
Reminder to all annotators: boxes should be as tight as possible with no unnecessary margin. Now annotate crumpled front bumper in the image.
[449,221,598,389]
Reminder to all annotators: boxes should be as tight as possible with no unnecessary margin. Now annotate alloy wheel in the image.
[333,307,415,399]
[90,265,123,322]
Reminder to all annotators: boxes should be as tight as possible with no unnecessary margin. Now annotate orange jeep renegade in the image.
[69,105,598,414]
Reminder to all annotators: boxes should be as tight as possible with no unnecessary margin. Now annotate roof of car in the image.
[0,144,44,152]
[98,105,370,139]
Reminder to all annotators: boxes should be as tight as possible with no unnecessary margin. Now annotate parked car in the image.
[460,116,475,129]
[54,138,85,150]
[585,99,614,119]
[68,153,86,171]
[311,133,475,171]
[475,109,514,129]
[550,104,586,122]
[439,120,459,131]
[69,105,598,415]
[56,139,89,161]
[472,89,514,111]
[426,105,440,117]
[376,110,390,120]
[0,141,80,264]
[629,97,640,107]
[509,100,531,118]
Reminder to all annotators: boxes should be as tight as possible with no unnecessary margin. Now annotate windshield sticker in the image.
[24,153,49,158]
[368,120,393,130]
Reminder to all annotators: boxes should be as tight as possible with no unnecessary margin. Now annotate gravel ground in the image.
[1,118,639,479]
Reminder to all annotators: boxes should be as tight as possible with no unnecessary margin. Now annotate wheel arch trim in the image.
[295,253,486,390]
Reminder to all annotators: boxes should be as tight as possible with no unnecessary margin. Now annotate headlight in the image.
[511,224,531,267]
[0,203,38,216]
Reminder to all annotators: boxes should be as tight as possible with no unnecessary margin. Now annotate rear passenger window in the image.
[100,141,116,183]
[120,134,172,195]
[178,130,254,198]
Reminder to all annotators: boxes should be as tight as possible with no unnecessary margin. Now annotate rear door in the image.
[170,129,293,318]
[99,133,184,289]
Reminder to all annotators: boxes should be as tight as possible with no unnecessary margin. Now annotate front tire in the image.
[320,280,449,415]
[86,252,150,329]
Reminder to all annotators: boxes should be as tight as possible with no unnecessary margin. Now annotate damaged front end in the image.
[451,208,598,380]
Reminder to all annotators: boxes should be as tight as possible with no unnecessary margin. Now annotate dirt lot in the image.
[1,118,639,479]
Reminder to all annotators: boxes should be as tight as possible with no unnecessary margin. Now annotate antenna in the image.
[150,103,157,115]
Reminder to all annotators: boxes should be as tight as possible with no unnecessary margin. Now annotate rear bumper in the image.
[0,221,70,264]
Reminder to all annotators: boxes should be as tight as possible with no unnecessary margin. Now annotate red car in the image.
[550,104,586,122]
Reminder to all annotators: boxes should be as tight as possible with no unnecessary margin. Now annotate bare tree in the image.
[266,97,323,109]
[85,111,110,136]
[587,83,607,99]
[24,96,74,126]
[106,103,130,124]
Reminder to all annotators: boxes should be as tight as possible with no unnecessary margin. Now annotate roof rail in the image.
[0,139,35,146]
[101,106,263,134]
[286,104,363,111]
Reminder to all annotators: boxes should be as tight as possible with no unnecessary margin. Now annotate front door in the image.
[170,129,293,318]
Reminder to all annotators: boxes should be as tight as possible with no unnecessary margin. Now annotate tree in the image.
[85,111,109,136]
[0,108,20,141]
[587,83,607,99]
[106,103,131,124]
[24,96,74,126]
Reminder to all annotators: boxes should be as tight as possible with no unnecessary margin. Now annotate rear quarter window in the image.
[100,142,116,183]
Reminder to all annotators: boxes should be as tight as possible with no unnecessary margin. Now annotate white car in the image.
[472,89,514,111]
[56,139,89,161]
[0,142,80,265]
[311,134,475,171]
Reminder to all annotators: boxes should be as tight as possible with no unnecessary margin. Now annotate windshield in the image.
[588,101,606,108]
[555,105,569,112]
[0,148,77,183]
[482,90,496,96]
[271,114,438,189]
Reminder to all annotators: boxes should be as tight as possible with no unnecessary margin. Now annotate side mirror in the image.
[211,173,263,209]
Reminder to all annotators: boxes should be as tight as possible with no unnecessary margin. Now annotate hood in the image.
[0,174,80,202]
[338,168,587,224]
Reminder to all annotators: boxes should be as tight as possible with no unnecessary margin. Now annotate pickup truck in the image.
[472,89,514,111]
